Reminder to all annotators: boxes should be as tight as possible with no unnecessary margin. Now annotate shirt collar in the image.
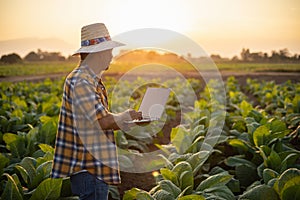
[80,64,101,84]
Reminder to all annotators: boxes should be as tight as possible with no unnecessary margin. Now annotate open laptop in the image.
[125,87,171,124]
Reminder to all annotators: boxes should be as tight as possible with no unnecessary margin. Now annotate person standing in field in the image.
[51,23,142,200]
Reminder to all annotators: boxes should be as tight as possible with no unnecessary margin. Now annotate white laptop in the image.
[125,87,171,124]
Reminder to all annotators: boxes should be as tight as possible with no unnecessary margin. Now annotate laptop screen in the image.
[138,88,170,120]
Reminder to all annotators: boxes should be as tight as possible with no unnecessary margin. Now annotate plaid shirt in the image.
[51,64,120,184]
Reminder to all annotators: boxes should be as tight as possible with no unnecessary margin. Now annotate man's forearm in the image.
[98,112,123,130]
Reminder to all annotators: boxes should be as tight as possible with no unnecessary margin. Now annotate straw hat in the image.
[73,23,124,55]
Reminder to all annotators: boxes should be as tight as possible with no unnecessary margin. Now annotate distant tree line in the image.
[1,48,299,64]
[0,49,78,64]
[211,48,300,63]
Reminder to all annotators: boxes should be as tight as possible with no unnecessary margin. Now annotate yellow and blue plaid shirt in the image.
[51,64,120,184]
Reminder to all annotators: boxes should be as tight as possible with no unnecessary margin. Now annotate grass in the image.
[0,61,300,77]
[0,61,77,76]
[215,62,300,72]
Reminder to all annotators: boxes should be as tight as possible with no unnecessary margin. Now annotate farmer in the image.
[51,23,142,199]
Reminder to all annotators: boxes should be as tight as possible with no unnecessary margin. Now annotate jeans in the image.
[70,171,109,200]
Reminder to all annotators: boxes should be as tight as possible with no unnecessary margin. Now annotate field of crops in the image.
[1,61,300,77]
[0,74,299,199]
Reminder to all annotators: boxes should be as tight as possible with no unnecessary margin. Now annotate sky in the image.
[0,0,300,58]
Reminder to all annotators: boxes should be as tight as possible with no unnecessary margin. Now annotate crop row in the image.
[0,76,299,200]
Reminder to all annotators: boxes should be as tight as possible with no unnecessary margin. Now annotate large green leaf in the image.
[1,173,23,200]
[239,185,279,200]
[235,164,259,187]
[31,161,52,189]
[160,168,178,186]
[248,109,264,123]
[158,180,181,198]
[38,143,54,154]
[281,176,300,200]
[292,94,300,113]
[38,116,57,145]
[196,172,233,191]
[228,138,249,152]
[123,188,142,200]
[0,153,9,173]
[225,156,257,169]
[202,185,235,200]
[179,170,194,195]
[29,178,62,200]
[270,119,287,133]
[172,161,193,194]
[186,150,210,176]
[239,100,253,118]
[152,189,174,200]
[274,168,300,198]
[118,154,134,169]
[60,177,73,198]
[263,168,279,184]
[136,191,155,200]
[269,150,282,171]
[3,133,26,158]
[253,125,271,147]
[177,195,205,200]
[19,157,37,184]
[170,126,192,154]
[26,127,39,156]
[15,165,29,184]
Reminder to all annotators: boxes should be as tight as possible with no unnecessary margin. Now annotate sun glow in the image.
[0,0,300,57]
[106,0,193,34]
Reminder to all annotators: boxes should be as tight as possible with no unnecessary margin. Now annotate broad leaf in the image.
[186,150,210,176]
[240,100,253,118]
[136,191,155,200]
[235,164,259,187]
[123,188,143,200]
[281,176,300,200]
[0,153,9,173]
[239,185,279,200]
[18,157,37,187]
[274,168,300,197]
[158,180,181,198]
[203,185,235,200]
[172,161,193,194]
[160,168,178,186]
[3,133,26,158]
[38,143,54,154]
[152,189,174,200]
[29,178,62,200]
[171,126,192,154]
[263,168,279,184]
[228,139,249,152]
[196,172,233,191]
[177,194,205,200]
[1,173,23,200]
[253,125,271,147]
[225,156,256,169]
[266,150,282,172]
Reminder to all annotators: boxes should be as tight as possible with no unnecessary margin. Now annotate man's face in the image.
[90,49,113,71]
[99,49,113,71]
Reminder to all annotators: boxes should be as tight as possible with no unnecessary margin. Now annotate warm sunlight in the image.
[104,0,194,34]
[0,0,299,57]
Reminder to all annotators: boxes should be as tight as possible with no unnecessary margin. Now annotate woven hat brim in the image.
[72,40,125,56]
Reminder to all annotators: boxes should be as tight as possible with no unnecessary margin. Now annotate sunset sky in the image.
[1,0,300,58]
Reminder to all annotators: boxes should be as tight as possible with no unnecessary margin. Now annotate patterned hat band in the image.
[81,36,111,47]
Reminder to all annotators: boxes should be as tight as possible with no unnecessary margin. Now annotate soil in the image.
[1,70,299,199]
